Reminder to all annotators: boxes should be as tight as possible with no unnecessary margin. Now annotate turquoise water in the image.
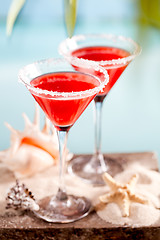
[0,20,160,168]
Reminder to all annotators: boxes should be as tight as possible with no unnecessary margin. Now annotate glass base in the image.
[34,194,91,223]
[68,155,123,186]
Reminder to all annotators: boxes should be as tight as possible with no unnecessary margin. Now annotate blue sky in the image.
[1,0,139,23]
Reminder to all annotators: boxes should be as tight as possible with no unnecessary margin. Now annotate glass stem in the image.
[56,130,68,201]
[94,101,102,155]
[93,100,107,172]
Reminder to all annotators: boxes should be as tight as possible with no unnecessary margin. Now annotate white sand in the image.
[0,161,160,227]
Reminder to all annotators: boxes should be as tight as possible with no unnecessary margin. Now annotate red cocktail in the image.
[59,34,141,185]
[71,46,130,101]
[19,58,108,222]
[31,72,100,131]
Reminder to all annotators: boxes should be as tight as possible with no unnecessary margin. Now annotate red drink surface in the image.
[71,46,130,99]
[30,72,99,130]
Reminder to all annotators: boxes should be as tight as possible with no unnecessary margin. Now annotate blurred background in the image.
[0,0,160,167]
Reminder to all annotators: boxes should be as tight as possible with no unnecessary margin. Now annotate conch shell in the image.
[0,104,71,178]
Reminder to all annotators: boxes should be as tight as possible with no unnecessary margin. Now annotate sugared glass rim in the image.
[18,58,109,99]
[59,33,142,67]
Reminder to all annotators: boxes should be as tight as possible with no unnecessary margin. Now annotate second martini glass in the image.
[59,34,141,185]
[18,58,108,223]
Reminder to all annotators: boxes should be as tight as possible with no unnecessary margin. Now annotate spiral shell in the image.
[0,105,71,178]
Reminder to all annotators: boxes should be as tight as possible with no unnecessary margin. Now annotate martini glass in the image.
[59,34,141,185]
[18,58,108,223]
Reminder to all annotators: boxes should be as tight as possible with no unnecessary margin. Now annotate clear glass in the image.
[18,58,108,222]
[59,34,141,185]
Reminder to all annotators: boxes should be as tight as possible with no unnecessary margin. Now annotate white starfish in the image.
[99,172,149,217]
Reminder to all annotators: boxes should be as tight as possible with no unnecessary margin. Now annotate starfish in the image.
[98,172,149,217]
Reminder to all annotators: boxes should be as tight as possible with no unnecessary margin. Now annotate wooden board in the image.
[0,152,160,240]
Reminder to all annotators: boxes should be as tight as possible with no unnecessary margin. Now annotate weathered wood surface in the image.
[0,152,160,240]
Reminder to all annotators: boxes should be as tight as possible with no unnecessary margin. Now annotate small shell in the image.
[0,104,72,178]
[6,180,39,211]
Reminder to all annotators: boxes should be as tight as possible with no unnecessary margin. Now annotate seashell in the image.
[6,179,39,211]
[0,104,72,178]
